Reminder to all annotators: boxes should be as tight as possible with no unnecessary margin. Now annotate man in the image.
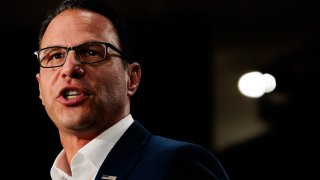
[34,0,229,179]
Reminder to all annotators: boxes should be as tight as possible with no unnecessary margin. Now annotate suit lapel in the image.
[95,121,151,180]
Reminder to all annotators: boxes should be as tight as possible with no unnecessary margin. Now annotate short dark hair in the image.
[37,0,134,63]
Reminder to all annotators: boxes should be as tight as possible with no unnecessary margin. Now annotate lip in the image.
[57,86,88,106]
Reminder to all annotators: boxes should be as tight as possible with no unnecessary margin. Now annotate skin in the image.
[36,9,141,172]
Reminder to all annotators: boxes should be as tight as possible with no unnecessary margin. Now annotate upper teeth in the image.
[65,90,80,99]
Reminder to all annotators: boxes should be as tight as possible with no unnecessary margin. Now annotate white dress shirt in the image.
[50,114,134,180]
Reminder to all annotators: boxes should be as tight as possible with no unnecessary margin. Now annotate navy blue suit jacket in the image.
[95,121,229,180]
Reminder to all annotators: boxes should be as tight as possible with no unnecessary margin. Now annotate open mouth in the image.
[63,90,81,100]
[58,86,88,105]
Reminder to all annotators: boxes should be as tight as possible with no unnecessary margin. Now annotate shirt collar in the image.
[51,114,134,179]
[79,114,134,169]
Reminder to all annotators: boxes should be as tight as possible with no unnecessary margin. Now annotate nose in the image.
[60,50,85,78]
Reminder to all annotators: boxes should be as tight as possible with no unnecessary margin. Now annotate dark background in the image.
[2,0,320,179]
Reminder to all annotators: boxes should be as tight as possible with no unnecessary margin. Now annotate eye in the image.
[49,52,65,60]
[78,45,106,61]
[84,49,99,57]
[41,48,66,63]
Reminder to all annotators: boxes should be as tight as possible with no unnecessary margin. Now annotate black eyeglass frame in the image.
[34,42,125,68]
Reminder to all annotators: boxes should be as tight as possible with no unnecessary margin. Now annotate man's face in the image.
[36,9,132,136]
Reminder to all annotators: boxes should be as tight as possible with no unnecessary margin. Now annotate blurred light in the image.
[238,71,276,98]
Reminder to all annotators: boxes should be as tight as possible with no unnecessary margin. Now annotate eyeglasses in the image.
[34,42,123,68]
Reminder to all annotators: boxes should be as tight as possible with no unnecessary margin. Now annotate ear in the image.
[36,73,44,104]
[127,62,141,96]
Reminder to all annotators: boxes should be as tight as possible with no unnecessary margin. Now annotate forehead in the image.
[41,9,118,48]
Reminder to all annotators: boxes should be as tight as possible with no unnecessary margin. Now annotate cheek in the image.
[98,69,128,96]
[104,73,126,92]
[38,80,50,106]
[38,73,56,105]
[96,64,128,87]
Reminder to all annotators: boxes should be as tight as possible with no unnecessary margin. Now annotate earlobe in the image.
[127,63,141,96]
